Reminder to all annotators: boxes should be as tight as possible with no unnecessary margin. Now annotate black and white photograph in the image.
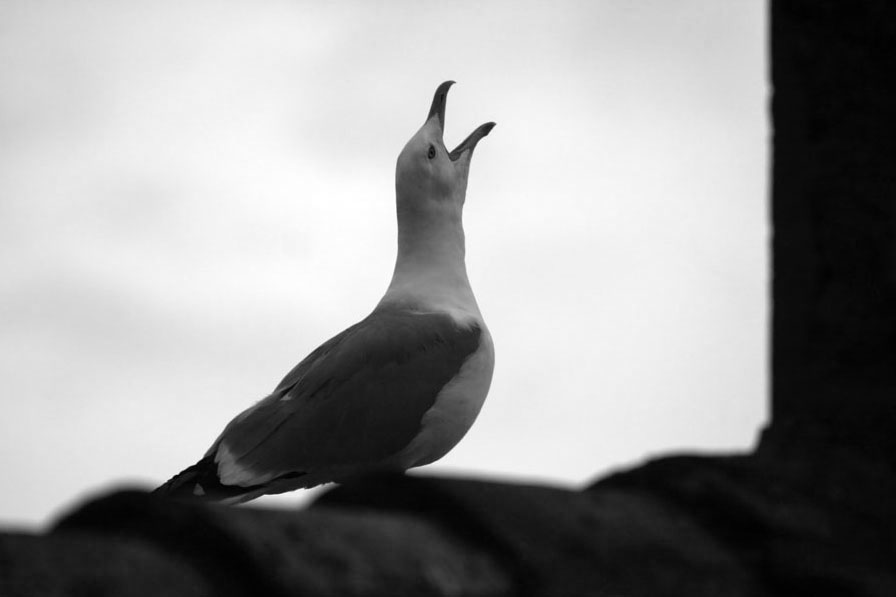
[2,1,893,594]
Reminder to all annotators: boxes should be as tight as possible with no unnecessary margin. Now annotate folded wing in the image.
[209,306,483,487]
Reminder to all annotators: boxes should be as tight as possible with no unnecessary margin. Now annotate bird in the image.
[155,81,496,504]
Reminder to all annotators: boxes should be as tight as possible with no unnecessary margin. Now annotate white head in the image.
[384,82,495,314]
[395,81,495,223]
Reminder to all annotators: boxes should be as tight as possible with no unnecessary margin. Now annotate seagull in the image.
[155,81,496,504]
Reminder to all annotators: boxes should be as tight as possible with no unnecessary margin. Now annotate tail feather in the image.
[154,456,309,504]
[154,456,264,503]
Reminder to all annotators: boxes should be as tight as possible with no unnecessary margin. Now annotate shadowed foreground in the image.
[2,2,896,595]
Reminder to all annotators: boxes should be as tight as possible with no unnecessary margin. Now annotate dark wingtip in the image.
[154,455,249,502]
[155,455,308,503]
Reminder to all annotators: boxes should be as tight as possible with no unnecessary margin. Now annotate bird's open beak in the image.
[426,81,496,162]
[427,80,454,132]
[448,122,496,162]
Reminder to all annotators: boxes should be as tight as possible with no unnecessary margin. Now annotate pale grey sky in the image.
[1,1,767,526]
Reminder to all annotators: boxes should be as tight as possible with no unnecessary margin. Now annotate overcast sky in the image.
[1,1,766,526]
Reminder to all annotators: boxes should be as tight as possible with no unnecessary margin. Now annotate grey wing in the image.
[208,308,482,486]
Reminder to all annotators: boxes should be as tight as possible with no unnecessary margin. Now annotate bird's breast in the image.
[394,325,495,468]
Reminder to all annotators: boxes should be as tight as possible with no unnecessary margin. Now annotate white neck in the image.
[378,196,481,320]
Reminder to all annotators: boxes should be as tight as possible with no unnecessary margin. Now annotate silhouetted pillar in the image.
[770,0,896,460]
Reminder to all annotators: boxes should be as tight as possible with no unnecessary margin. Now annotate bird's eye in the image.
[427,145,436,159]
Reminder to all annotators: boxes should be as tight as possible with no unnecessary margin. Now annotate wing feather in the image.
[211,306,482,485]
